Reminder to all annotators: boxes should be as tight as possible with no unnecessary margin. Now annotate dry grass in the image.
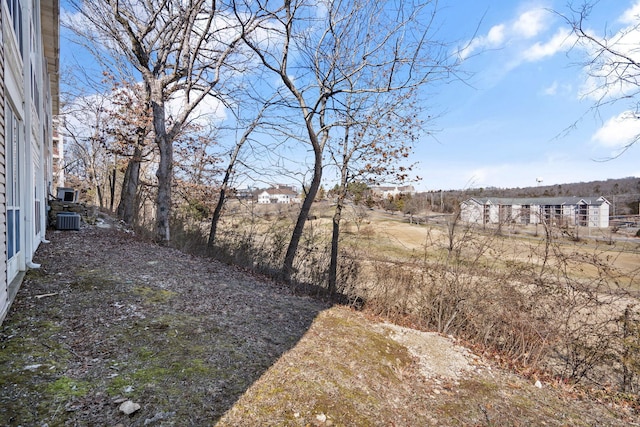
[193,202,640,402]
[217,308,634,427]
[0,216,636,425]
[216,201,640,289]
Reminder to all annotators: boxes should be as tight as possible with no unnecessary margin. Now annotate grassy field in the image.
[239,200,640,289]
[179,199,640,396]
[215,199,640,288]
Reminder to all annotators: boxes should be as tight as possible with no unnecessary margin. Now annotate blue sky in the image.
[415,0,640,191]
[60,1,640,192]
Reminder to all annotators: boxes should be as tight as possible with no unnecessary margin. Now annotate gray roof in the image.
[464,196,610,206]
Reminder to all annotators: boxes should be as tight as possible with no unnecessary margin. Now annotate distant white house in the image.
[257,185,300,204]
[371,185,416,199]
[460,196,610,228]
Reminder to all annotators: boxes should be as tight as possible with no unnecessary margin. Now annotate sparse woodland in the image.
[57,0,640,410]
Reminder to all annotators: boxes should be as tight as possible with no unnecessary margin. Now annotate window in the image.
[6,0,24,57]
[6,103,22,260]
[31,68,40,114]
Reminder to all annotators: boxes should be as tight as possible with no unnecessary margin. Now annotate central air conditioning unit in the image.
[57,187,79,203]
[56,212,81,230]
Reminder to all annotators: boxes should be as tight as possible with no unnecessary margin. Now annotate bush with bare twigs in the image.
[363,215,640,394]
[167,203,640,395]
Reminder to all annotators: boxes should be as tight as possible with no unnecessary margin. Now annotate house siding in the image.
[460,200,482,223]
[0,0,57,325]
[258,187,300,204]
[0,3,7,322]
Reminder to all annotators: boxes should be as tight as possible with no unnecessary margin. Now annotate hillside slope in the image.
[0,217,634,426]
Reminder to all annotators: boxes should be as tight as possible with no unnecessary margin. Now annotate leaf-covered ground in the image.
[0,216,636,426]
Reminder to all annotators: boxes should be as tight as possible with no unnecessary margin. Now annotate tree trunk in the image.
[117,146,142,224]
[328,153,350,295]
[207,186,227,249]
[109,166,116,212]
[208,138,245,249]
[328,190,345,296]
[95,179,104,208]
[282,152,322,282]
[155,134,172,244]
[151,87,172,245]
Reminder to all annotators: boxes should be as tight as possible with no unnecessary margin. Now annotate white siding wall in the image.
[487,204,499,224]
[511,205,521,222]
[0,5,7,323]
[1,0,55,324]
[460,201,483,224]
[257,191,270,204]
[598,203,610,227]
[562,206,574,225]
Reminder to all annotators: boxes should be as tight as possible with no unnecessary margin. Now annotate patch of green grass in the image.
[46,376,90,400]
[106,375,133,396]
[136,346,157,360]
[24,268,46,280]
[320,311,415,381]
[105,313,230,407]
[0,332,69,380]
[0,308,73,426]
[72,268,119,291]
[105,357,221,408]
[133,286,177,303]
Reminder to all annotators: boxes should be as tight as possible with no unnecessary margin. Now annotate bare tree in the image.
[561,2,640,155]
[207,100,270,248]
[241,0,459,282]
[65,0,259,243]
[327,91,425,295]
[100,77,154,224]
[62,93,114,208]
[172,123,221,221]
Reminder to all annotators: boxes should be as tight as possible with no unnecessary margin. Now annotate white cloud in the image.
[579,21,640,101]
[619,0,640,25]
[591,111,640,148]
[513,8,549,39]
[543,81,558,95]
[62,93,112,138]
[458,24,505,60]
[466,167,490,187]
[418,156,640,191]
[522,27,574,62]
[167,90,227,125]
[487,24,507,44]
[458,7,555,61]
[542,81,573,96]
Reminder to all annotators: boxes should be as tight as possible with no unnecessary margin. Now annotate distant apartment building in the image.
[460,196,610,228]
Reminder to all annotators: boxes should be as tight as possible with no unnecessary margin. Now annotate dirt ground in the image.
[0,214,637,426]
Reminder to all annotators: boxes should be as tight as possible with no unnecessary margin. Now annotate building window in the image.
[31,68,40,114]
[6,0,24,57]
[6,103,22,260]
